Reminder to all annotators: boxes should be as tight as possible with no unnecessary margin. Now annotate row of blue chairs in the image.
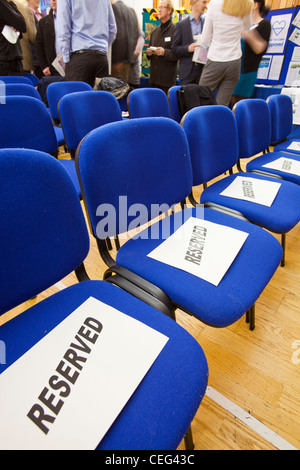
[0,79,299,449]
[1,79,299,267]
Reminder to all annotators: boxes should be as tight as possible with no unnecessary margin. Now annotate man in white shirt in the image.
[55,0,117,87]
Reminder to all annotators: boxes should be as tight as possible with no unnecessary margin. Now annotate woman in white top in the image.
[199,0,253,106]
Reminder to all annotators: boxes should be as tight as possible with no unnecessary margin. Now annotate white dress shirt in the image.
[201,0,252,62]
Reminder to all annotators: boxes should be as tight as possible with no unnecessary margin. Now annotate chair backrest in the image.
[168,85,181,123]
[76,117,193,238]
[182,105,239,186]
[268,93,293,144]
[128,88,171,118]
[0,96,58,154]
[3,83,42,100]
[24,72,39,87]
[0,75,33,86]
[0,148,89,316]
[58,90,123,153]
[47,80,93,121]
[234,98,271,159]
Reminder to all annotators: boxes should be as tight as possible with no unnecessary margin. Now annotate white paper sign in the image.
[220,176,281,207]
[263,157,300,176]
[2,25,20,44]
[147,217,248,286]
[287,141,300,151]
[0,297,168,450]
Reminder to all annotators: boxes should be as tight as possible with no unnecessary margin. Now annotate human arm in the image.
[0,0,26,33]
[55,0,72,63]
[242,20,271,55]
[107,0,117,46]
[171,21,195,58]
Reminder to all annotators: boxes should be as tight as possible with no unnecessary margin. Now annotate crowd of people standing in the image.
[0,0,271,107]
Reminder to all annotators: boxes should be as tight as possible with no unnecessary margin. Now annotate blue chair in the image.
[76,117,283,331]
[58,90,123,159]
[128,88,171,118]
[235,97,300,186]
[0,96,80,197]
[0,75,33,86]
[3,83,42,99]
[268,93,300,156]
[24,72,39,87]
[168,85,182,123]
[47,81,93,125]
[1,83,65,148]
[0,148,208,450]
[182,105,300,267]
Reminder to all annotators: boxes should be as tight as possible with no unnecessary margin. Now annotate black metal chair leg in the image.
[245,305,255,330]
[184,426,194,450]
[281,233,286,267]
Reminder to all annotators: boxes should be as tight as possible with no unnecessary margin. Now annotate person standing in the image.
[171,0,207,85]
[55,0,117,87]
[111,0,139,83]
[146,0,177,94]
[0,0,26,76]
[199,0,253,106]
[231,0,270,105]
[27,0,43,78]
[14,0,36,74]
[36,0,58,77]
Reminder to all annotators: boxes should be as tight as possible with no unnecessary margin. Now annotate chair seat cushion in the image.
[274,140,300,156]
[0,280,208,450]
[116,207,283,327]
[246,152,300,186]
[200,173,300,234]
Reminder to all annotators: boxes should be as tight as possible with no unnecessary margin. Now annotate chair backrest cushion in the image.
[76,117,193,237]
[168,85,181,123]
[234,98,271,158]
[268,93,293,144]
[0,149,89,315]
[183,105,239,186]
[59,90,123,151]
[0,96,58,154]
[128,88,171,119]
[4,83,42,100]
[47,81,93,120]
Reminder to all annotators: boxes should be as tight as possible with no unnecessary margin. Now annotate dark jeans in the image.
[66,50,109,87]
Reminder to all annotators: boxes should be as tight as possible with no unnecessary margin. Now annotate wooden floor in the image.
[1,152,300,451]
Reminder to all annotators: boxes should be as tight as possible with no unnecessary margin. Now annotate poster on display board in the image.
[256,7,295,85]
[142,8,189,76]
[39,0,51,15]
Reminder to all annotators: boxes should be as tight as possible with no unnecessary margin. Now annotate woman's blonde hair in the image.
[222,0,253,18]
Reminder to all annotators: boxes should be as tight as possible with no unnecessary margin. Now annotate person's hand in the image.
[43,66,51,76]
[188,42,200,53]
[146,47,153,56]
[155,47,165,56]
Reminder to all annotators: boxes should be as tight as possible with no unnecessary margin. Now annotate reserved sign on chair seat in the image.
[262,156,300,176]
[0,297,168,450]
[220,176,281,207]
[148,217,248,286]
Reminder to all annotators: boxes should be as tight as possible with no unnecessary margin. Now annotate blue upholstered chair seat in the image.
[246,151,300,185]
[115,207,283,328]
[273,140,300,156]
[200,172,300,234]
[0,280,208,450]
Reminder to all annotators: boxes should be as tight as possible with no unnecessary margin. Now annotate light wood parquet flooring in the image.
[1,151,299,451]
